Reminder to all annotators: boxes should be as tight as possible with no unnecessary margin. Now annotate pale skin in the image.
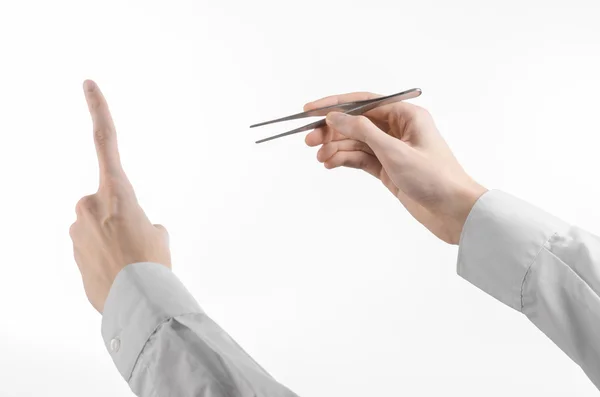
[70,82,486,313]
[69,80,171,313]
[304,92,488,245]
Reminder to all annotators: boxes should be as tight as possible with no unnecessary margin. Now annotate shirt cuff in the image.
[101,262,203,381]
[457,190,569,311]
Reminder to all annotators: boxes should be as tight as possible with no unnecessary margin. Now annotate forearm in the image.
[102,263,299,397]
[457,190,600,389]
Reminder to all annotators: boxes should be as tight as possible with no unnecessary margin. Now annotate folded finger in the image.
[305,126,347,147]
[317,139,374,163]
[324,151,382,179]
[75,194,100,219]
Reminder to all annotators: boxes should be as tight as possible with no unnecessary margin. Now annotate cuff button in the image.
[110,337,121,353]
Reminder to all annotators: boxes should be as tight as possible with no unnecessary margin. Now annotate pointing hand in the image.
[69,80,171,313]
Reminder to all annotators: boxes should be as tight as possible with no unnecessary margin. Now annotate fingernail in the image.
[83,80,96,93]
[326,112,348,125]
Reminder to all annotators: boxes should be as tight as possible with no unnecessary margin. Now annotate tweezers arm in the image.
[253,88,422,143]
[254,119,327,144]
[345,88,422,116]
[251,88,421,129]
[250,103,367,128]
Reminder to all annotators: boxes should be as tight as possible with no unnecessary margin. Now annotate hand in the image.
[304,92,487,244]
[69,80,171,313]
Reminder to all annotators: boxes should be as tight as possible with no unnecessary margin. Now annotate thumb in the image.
[326,112,401,155]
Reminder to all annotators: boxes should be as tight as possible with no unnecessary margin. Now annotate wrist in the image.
[446,180,488,244]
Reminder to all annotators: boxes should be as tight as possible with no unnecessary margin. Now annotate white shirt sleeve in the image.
[101,262,300,397]
[99,189,600,394]
[458,189,600,390]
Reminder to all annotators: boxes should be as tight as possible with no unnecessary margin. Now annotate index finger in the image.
[303,91,392,118]
[303,92,386,147]
[303,92,382,111]
[83,80,124,180]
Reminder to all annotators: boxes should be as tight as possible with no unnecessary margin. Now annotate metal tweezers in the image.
[250,88,422,144]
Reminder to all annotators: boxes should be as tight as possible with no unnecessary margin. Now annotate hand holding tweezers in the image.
[250,88,422,144]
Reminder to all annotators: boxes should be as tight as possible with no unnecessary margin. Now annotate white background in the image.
[0,0,599,395]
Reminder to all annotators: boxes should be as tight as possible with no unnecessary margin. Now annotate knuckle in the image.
[417,106,432,118]
[101,212,127,229]
[69,222,77,238]
[93,128,108,145]
[412,105,432,122]
[348,155,361,169]
[104,213,123,223]
[354,115,371,129]
[393,104,433,133]
[345,159,359,169]
[154,224,170,237]
[75,194,96,214]
[358,155,370,169]
[352,140,366,151]
[338,154,352,167]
